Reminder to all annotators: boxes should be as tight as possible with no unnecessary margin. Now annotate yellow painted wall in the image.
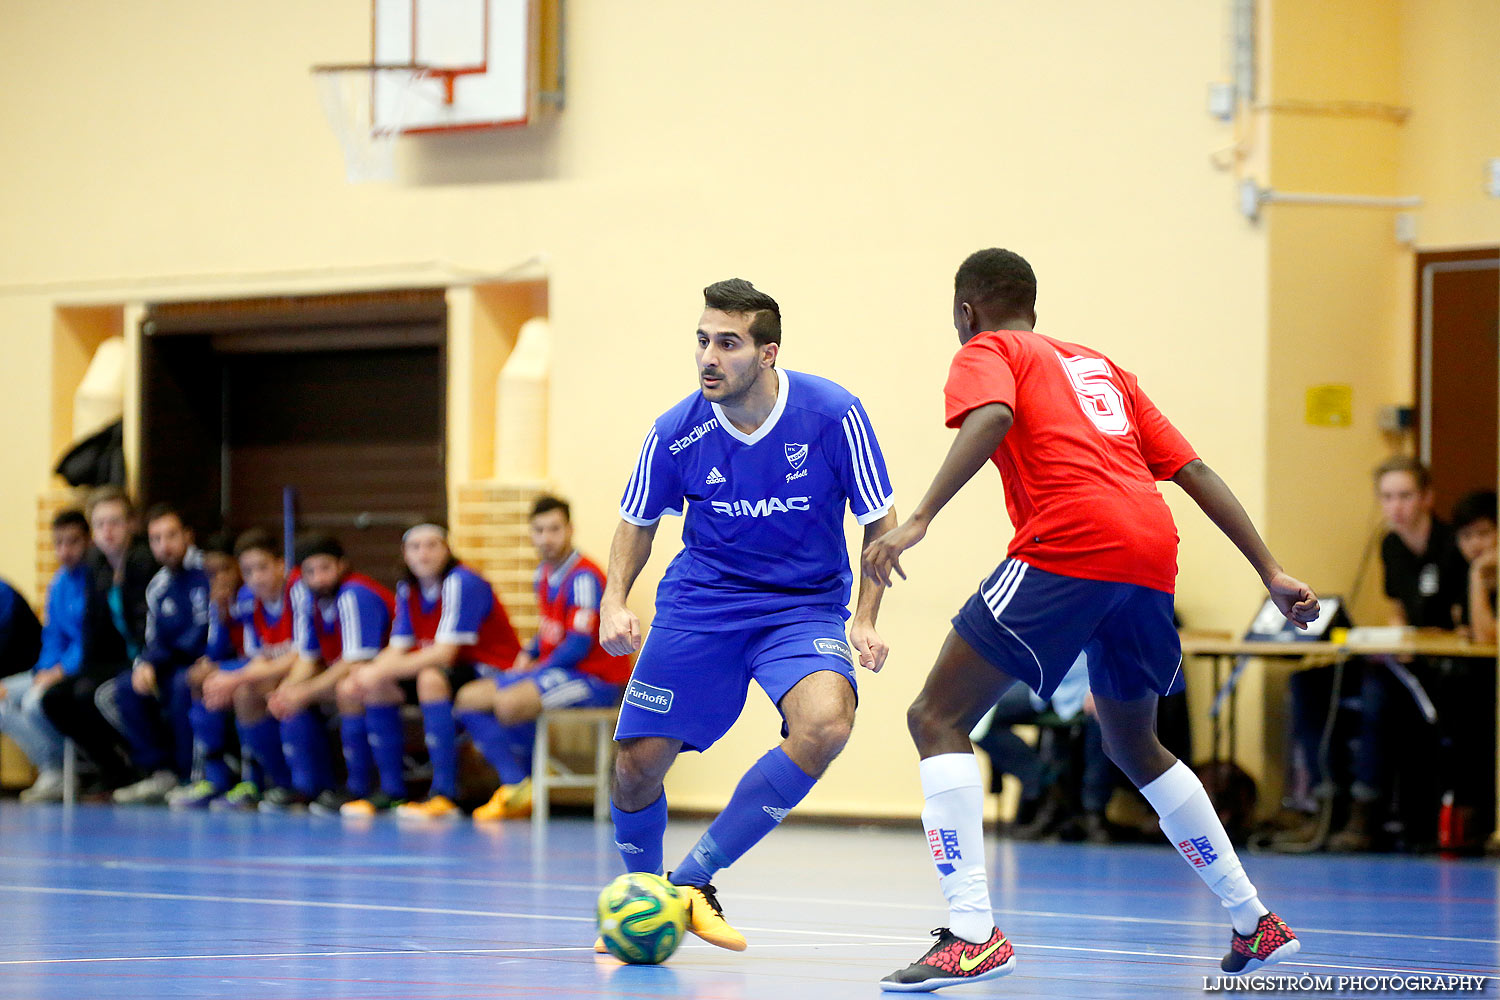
[1,1,1273,817]
[1398,0,1500,248]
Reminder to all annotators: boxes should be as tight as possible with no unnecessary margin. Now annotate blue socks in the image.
[280,710,332,798]
[612,793,668,875]
[422,700,458,800]
[190,702,231,791]
[671,747,816,888]
[340,713,374,798]
[458,710,530,786]
[238,717,291,790]
[365,704,407,798]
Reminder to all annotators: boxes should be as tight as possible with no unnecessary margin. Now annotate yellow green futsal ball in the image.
[596,872,688,964]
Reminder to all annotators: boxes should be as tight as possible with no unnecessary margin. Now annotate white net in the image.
[313,65,430,184]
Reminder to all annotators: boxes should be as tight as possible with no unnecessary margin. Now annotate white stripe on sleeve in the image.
[848,405,890,507]
[842,411,880,513]
[435,573,463,639]
[622,430,656,519]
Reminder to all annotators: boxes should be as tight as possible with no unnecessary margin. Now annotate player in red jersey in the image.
[197,529,302,810]
[864,249,1318,992]
[455,495,632,821]
[267,534,395,815]
[343,520,522,819]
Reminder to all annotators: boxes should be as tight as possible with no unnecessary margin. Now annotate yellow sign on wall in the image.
[1305,384,1353,427]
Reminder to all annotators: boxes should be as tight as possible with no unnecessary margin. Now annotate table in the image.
[1178,630,1498,846]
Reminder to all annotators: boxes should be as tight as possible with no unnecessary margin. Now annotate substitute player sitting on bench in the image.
[344,520,521,819]
[198,529,302,810]
[456,495,631,821]
[267,534,394,815]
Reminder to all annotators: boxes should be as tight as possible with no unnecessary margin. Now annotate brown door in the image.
[140,290,447,584]
[224,346,445,580]
[1416,248,1500,520]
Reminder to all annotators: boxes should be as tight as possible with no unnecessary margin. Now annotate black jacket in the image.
[79,541,157,679]
[0,578,41,677]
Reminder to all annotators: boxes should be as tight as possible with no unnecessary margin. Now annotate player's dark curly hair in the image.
[1452,489,1497,533]
[703,278,781,347]
[955,248,1037,316]
[530,495,571,522]
[294,533,345,564]
[233,527,280,560]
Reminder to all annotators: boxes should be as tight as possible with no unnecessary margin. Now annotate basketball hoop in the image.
[312,63,434,183]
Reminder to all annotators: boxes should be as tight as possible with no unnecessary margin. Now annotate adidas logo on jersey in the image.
[705,467,726,485]
[762,805,790,822]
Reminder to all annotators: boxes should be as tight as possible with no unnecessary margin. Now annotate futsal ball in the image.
[595,872,688,964]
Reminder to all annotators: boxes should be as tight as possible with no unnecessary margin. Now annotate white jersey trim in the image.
[622,430,659,521]
[855,501,894,525]
[619,504,682,526]
[711,367,789,446]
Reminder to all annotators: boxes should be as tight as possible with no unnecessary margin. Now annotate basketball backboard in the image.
[372,0,544,133]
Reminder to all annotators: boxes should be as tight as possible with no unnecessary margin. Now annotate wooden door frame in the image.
[1414,246,1500,466]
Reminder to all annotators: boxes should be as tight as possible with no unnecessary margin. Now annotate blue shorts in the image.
[614,618,858,752]
[952,559,1183,703]
[493,665,621,710]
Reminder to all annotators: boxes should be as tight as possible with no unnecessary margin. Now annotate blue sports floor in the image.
[0,803,1495,999]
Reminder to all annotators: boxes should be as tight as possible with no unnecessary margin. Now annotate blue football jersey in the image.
[619,368,893,629]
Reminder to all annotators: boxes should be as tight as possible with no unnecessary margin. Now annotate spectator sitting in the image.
[342,519,522,819]
[165,533,248,808]
[0,578,41,679]
[1429,489,1498,845]
[973,652,1113,843]
[104,504,211,805]
[265,534,394,815]
[40,487,157,793]
[1453,490,1497,644]
[455,495,632,822]
[1281,457,1466,851]
[198,529,302,811]
[0,510,89,802]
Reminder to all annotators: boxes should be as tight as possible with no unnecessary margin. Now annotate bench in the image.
[531,706,618,831]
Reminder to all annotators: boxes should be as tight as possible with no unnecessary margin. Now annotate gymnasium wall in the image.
[0,0,1435,817]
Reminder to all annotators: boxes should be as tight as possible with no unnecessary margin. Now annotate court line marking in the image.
[0,883,1489,980]
[0,937,1481,981]
[14,858,1498,948]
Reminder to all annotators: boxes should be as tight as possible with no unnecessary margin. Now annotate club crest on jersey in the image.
[625,679,674,714]
[709,496,811,517]
[1178,835,1218,868]
[784,442,808,469]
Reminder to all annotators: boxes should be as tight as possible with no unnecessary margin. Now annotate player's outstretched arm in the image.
[1171,458,1320,628]
[600,519,658,656]
[862,403,1013,586]
[850,510,896,672]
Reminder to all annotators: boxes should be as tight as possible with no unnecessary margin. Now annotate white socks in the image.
[1140,761,1269,935]
[919,753,994,944]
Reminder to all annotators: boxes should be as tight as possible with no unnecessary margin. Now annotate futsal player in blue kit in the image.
[598,279,897,951]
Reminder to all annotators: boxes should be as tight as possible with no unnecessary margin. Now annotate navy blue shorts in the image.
[951,559,1183,703]
[614,617,858,752]
[492,664,621,710]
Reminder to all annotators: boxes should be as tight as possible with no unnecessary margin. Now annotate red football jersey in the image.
[944,329,1198,593]
[533,553,632,685]
[392,564,522,670]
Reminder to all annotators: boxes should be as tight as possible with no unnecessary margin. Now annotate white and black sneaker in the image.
[112,769,179,805]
